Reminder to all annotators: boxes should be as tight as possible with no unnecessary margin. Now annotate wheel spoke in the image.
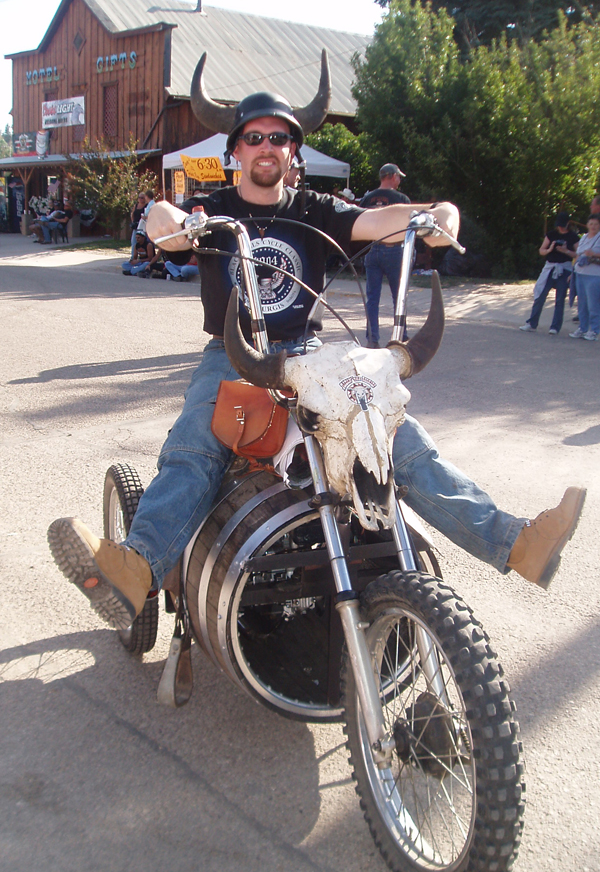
[345,573,523,871]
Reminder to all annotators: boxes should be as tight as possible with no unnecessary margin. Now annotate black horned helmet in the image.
[190,50,331,164]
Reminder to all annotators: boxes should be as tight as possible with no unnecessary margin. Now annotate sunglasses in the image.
[238,132,294,147]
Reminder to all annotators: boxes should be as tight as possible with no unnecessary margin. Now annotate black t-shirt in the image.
[134,238,151,261]
[546,228,579,263]
[181,187,364,340]
[360,188,410,208]
[50,209,73,222]
[131,206,144,230]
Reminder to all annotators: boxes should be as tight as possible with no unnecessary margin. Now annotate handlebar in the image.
[389,212,465,344]
[154,208,465,355]
[407,210,466,255]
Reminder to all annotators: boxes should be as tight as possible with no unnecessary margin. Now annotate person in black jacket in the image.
[520,212,579,334]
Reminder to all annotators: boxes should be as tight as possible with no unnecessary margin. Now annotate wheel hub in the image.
[393,691,456,779]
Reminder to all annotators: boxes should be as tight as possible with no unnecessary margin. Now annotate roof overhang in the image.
[0,149,161,171]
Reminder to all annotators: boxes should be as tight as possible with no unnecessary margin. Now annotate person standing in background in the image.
[570,213,600,340]
[520,212,579,335]
[129,193,146,259]
[360,164,410,347]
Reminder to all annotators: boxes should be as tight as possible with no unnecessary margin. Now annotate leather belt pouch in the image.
[211,379,289,459]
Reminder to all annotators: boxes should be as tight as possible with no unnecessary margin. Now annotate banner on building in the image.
[42,96,85,129]
[180,154,226,183]
[12,132,37,156]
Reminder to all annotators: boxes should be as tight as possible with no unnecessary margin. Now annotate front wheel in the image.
[343,571,524,872]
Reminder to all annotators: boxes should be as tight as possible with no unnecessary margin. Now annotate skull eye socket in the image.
[297,405,321,433]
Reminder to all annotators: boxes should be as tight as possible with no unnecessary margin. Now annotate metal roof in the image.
[26,1,370,116]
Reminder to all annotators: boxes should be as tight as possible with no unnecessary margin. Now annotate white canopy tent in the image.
[162,132,350,192]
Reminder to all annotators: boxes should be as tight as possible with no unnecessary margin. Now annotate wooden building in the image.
[2,0,369,229]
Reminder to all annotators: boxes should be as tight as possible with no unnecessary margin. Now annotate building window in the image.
[73,124,86,143]
[73,31,85,54]
[103,83,118,137]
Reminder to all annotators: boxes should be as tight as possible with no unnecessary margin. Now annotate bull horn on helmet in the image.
[224,289,289,390]
[387,271,445,378]
[190,50,331,135]
[190,52,237,134]
[294,49,332,134]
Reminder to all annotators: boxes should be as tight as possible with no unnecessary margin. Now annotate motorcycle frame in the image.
[174,215,448,761]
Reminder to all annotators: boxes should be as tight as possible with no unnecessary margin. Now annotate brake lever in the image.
[154,212,209,246]
[408,210,466,255]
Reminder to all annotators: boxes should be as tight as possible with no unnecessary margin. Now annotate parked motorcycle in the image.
[103,213,525,872]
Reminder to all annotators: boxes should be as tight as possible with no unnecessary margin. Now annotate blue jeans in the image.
[364,243,403,343]
[575,273,600,334]
[165,262,200,281]
[122,260,150,276]
[42,220,60,243]
[125,340,524,587]
[527,270,570,331]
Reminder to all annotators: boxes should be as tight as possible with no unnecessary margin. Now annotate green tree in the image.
[0,124,12,159]
[355,1,600,274]
[305,123,377,195]
[353,0,464,199]
[66,136,157,238]
[374,0,600,47]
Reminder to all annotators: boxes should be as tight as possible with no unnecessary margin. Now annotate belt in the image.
[375,242,403,248]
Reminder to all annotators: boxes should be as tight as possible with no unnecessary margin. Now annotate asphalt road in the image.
[1,244,599,872]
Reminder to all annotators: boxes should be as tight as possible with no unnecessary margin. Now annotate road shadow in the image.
[9,352,203,386]
[0,630,336,872]
[9,318,597,429]
[563,423,600,446]
[508,619,600,737]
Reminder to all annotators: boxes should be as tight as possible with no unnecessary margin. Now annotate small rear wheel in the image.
[344,571,525,872]
[103,463,158,654]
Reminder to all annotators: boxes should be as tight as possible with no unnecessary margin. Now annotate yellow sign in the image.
[180,154,226,183]
[233,171,242,186]
[173,170,185,195]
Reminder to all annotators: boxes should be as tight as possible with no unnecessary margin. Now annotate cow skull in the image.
[224,274,444,531]
[284,342,411,529]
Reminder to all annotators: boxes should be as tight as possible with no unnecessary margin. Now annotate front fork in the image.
[303,435,448,764]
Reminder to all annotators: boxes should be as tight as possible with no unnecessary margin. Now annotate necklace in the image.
[237,187,283,239]
[247,209,278,240]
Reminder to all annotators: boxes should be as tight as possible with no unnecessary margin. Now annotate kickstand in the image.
[156,608,193,707]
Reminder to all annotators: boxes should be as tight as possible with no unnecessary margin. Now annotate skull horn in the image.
[294,49,332,134]
[190,53,237,133]
[224,289,289,389]
[387,270,445,378]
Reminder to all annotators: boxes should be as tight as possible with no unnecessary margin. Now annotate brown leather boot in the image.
[48,518,152,629]
[507,487,586,588]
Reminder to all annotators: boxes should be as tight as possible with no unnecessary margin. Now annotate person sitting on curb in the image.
[122,231,155,276]
[165,252,199,282]
[520,212,579,335]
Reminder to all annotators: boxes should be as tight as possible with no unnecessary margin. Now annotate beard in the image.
[249,160,286,188]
